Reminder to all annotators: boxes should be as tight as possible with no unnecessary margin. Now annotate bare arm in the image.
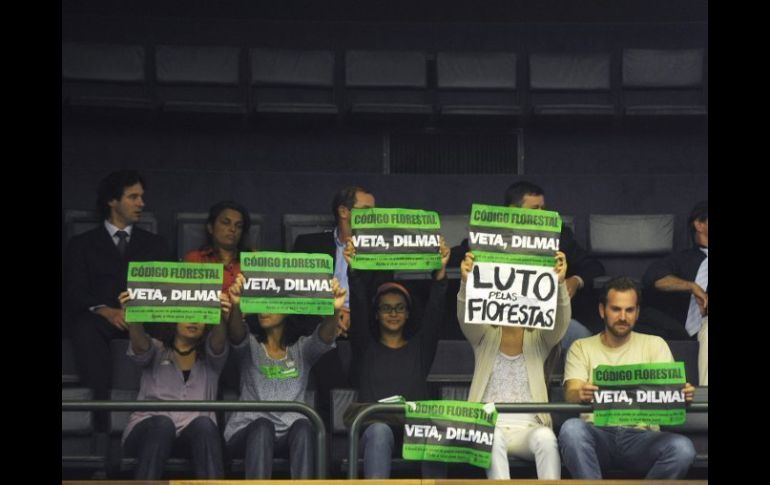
[457,252,488,347]
[119,291,150,354]
[541,251,571,349]
[207,291,230,355]
[226,273,248,345]
[565,378,598,403]
[318,278,347,345]
[655,275,708,315]
[432,236,450,281]
[654,275,701,293]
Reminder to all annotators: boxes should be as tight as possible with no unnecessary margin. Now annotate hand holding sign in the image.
[227,273,245,306]
[331,277,347,311]
[100,294,129,331]
[460,252,475,283]
[433,236,450,281]
[343,240,356,266]
[118,290,130,309]
[581,383,600,403]
[329,278,350,337]
[683,382,695,402]
[554,251,567,284]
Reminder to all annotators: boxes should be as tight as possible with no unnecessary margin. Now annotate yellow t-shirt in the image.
[564,332,674,429]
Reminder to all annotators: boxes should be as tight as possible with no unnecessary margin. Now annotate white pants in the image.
[487,419,561,479]
[698,316,708,386]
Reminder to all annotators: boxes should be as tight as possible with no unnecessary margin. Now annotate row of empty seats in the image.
[64,209,676,286]
[62,43,707,117]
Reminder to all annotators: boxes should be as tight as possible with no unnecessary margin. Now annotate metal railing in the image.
[346,402,709,478]
[62,400,327,478]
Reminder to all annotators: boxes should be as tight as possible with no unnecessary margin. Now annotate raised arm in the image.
[344,240,375,352]
[207,290,230,355]
[419,237,450,367]
[318,278,347,344]
[457,252,489,347]
[226,273,248,345]
[541,251,572,350]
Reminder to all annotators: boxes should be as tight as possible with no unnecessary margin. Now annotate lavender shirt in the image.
[121,333,228,445]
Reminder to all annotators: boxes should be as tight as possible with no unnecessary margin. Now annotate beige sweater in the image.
[457,279,571,428]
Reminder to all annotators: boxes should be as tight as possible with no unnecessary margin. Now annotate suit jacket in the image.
[64,225,170,315]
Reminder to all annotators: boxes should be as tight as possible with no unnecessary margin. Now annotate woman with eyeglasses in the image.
[343,237,449,479]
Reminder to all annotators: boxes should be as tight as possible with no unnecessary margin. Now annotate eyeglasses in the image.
[377,304,407,314]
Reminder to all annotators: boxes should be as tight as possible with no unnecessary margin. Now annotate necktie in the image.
[685,250,708,336]
[115,230,129,257]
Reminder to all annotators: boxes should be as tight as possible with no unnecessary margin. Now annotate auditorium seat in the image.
[62,387,108,478]
[436,51,521,116]
[622,48,707,116]
[589,214,675,288]
[426,339,475,385]
[155,45,246,114]
[529,52,615,116]
[345,50,431,115]
[250,48,338,115]
[284,214,335,252]
[62,42,152,110]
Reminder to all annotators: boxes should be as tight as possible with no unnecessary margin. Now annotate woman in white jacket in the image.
[457,251,570,480]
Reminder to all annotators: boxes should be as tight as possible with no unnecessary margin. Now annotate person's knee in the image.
[558,418,589,443]
[148,415,176,433]
[248,418,275,440]
[291,419,312,434]
[666,435,696,465]
[364,423,394,448]
[187,416,220,439]
[529,426,558,451]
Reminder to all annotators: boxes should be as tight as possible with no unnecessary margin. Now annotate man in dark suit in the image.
[64,170,170,410]
[450,181,606,345]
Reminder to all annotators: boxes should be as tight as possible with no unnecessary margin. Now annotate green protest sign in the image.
[350,208,442,271]
[468,204,561,266]
[465,204,563,328]
[592,362,687,426]
[402,400,497,468]
[125,262,223,324]
[240,252,334,315]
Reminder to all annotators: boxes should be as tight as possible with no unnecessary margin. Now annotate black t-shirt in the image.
[348,271,448,403]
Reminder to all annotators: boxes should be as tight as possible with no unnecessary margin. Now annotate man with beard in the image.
[558,276,696,480]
